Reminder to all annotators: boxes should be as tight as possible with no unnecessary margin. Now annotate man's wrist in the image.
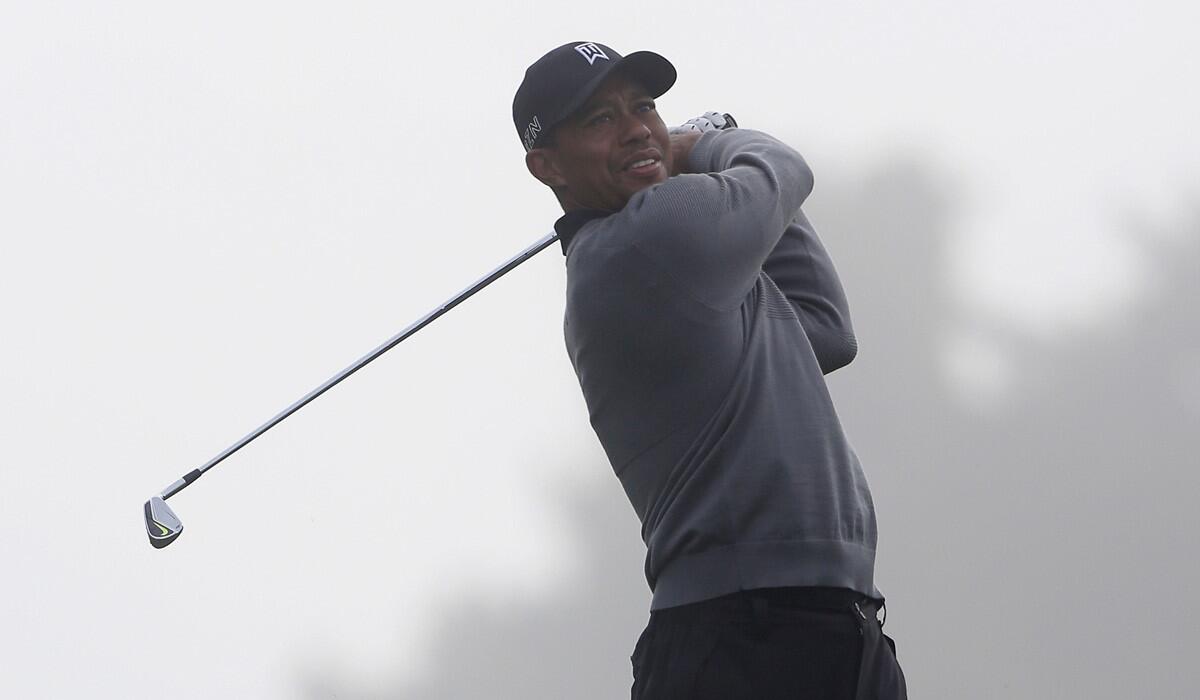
[669,131,704,176]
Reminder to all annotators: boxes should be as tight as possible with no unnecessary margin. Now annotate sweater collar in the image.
[553,208,611,255]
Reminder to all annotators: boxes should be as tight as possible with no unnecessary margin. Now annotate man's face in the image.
[530,72,672,212]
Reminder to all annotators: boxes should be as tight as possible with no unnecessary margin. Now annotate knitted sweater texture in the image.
[558,128,879,610]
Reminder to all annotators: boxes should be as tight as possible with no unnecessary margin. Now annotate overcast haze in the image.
[2,2,1197,698]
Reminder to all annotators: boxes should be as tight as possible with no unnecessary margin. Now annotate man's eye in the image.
[589,113,612,126]
[639,101,656,113]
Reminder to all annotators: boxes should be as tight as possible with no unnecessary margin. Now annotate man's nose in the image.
[618,112,652,143]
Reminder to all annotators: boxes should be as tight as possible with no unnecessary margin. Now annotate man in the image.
[513,42,907,699]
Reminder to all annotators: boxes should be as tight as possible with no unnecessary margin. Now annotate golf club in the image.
[143,230,557,548]
[144,113,737,549]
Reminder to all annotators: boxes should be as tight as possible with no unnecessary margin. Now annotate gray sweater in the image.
[557,128,879,610]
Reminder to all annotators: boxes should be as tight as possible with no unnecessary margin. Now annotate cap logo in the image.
[574,43,609,65]
[522,115,542,152]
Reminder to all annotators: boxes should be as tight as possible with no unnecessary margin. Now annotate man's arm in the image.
[622,128,815,311]
[761,211,858,374]
[667,123,855,372]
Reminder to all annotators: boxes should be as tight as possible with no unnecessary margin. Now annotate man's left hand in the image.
[668,111,735,135]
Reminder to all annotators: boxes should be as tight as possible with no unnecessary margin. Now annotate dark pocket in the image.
[632,621,655,671]
[875,632,908,700]
[631,620,656,699]
[633,617,727,700]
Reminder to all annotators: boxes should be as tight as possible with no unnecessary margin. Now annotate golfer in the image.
[514,42,907,699]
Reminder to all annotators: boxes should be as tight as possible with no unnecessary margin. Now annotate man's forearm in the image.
[762,210,858,373]
[625,128,815,312]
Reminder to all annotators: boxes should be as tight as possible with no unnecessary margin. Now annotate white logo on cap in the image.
[575,43,609,65]
[523,115,542,152]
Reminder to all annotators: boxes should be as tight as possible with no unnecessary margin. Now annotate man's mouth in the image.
[622,153,663,176]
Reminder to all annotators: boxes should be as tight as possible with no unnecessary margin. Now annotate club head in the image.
[145,496,183,549]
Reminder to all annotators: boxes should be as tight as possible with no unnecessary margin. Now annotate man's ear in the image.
[526,148,566,189]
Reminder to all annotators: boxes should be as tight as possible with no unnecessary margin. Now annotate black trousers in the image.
[630,587,907,699]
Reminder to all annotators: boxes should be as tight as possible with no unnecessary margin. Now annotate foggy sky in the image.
[2,2,1197,698]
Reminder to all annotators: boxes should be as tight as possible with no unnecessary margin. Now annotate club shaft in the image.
[160,231,559,500]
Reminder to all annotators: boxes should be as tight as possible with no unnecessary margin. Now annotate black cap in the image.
[513,42,676,152]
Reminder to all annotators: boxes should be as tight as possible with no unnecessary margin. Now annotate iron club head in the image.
[144,496,183,548]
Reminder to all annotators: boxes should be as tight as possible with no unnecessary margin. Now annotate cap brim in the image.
[549,50,677,134]
[614,51,677,98]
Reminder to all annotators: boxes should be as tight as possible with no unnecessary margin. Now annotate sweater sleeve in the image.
[761,210,858,374]
[618,128,814,311]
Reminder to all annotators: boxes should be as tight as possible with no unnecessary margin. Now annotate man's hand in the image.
[668,112,737,176]
[668,111,736,135]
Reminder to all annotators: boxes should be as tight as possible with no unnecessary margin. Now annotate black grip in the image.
[182,469,203,484]
[721,113,738,129]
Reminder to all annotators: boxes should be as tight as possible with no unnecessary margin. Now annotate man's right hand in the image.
[669,130,704,176]
[668,112,737,176]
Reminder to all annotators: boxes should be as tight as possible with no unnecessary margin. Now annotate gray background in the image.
[2,1,1197,698]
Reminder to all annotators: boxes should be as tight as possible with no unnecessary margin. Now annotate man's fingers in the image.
[704,112,731,129]
[668,111,738,135]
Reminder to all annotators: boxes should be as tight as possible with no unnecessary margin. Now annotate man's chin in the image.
[621,165,668,193]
